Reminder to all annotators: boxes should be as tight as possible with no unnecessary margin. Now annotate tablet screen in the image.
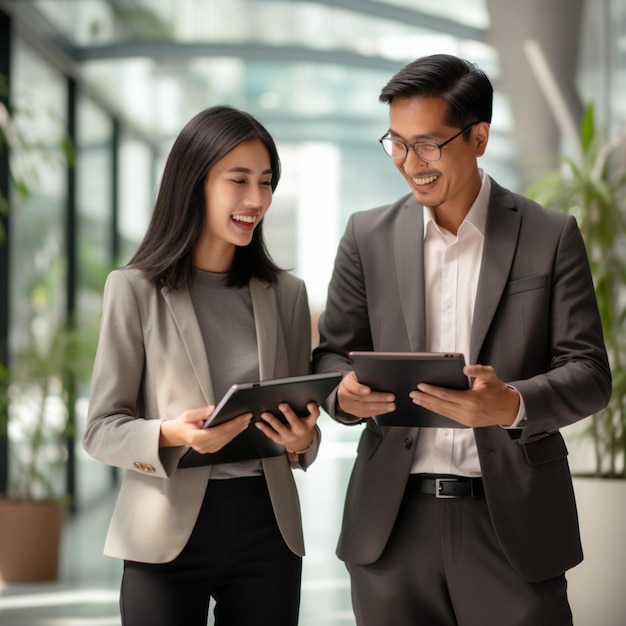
[349,351,470,428]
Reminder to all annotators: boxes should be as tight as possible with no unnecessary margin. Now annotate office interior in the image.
[0,1,624,624]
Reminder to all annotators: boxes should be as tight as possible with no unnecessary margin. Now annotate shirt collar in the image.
[423,169,490,239]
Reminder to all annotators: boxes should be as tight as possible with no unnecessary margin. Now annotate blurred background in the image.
[0,1,625,624]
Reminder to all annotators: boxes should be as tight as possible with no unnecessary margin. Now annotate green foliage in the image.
[0,76,74,243]
[0,76,91,502]
[0,323,97,501]
[527,103,626,478]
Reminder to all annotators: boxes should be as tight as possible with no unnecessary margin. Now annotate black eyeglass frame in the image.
[379,121,478,163]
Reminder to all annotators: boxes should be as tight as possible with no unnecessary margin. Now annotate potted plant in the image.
[526,102,626,625]
[527,102,626,478]
[0,320,97,582]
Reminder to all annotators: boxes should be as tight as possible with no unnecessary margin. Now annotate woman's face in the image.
[194,138,273,272]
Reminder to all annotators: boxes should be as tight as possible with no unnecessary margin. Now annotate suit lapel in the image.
[470,180,521,363]
[250,277,280,380]
[395,196,427,352]
[161,284,215,404]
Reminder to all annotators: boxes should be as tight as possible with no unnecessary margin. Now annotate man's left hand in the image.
[409,364,520,427]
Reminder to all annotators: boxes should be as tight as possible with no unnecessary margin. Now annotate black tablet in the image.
[349,351,470,428]
[178,371,342,467]
[201,371,343,428]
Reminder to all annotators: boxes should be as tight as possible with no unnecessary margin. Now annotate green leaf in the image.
[580,103,595,153]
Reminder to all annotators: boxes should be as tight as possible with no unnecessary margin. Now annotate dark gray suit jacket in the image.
[312,179,611,583]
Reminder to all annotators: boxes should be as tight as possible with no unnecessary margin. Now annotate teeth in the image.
[412,175,437,185]
[232,215,256,224]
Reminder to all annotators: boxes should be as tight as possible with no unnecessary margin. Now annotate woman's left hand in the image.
[255,402,320,457]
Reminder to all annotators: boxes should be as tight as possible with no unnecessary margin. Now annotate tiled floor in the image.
[0,415,358,626]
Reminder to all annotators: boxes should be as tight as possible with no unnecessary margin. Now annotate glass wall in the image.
[117,135,155,264]
[578,0,626,136]
[9,41,67,357]
[74,95,114,498]
[7,40,70,500]
[76,95,113,320]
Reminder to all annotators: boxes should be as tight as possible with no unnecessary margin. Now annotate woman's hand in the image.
[255,402,320,457]
[159,406,253,453]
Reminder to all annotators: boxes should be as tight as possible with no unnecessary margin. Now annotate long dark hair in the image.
[128,105,283,289]
[379,54,493,130]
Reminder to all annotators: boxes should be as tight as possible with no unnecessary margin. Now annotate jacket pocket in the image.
[521,431,569,465]
[503,274,548,297]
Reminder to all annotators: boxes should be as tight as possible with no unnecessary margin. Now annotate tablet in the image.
[178,371,342,467]
[201,371,343,428]
[349,351,470,428]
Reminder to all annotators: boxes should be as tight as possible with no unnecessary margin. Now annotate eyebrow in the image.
[226,166,273,176]
[388,129,439,141]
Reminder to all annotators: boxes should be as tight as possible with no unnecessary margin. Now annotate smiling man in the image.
[312,54,611,626]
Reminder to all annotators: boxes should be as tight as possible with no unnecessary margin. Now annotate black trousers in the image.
[120,476,302,626]
[347,483,573,626]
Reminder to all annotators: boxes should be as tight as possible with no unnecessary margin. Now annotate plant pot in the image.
[567,477,626,626]
[0,499,66,582]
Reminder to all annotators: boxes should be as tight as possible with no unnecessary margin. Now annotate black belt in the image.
[407,474,484,499]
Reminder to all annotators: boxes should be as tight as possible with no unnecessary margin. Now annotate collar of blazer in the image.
[393,179,521,363]
[160,276,280,405]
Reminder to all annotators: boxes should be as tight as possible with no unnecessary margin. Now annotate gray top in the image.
[190,268,263,479]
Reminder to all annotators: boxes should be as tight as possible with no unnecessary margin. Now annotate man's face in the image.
[387,95,488,222]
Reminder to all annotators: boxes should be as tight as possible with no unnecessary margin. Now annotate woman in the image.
[83,105,321,626]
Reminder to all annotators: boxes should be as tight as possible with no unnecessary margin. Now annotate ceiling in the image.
[0,0,498,148]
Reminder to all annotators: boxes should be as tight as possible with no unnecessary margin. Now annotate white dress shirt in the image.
[410,171,490,477]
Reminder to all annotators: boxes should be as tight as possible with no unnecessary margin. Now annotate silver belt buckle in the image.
[435,478,459,499]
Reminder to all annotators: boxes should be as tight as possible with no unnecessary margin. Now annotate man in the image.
[312,54,611,626]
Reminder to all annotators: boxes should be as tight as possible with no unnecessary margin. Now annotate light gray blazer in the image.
[313,178,611,583]
[84,267,319,563]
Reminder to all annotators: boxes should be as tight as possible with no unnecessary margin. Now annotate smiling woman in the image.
[82,105,322,626]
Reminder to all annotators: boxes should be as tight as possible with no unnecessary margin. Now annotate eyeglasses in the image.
[379,122,478,163]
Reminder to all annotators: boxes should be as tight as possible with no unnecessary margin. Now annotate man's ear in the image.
[474,121,490,157]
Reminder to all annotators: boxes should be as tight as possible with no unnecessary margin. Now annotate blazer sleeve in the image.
[83,270,176,477]
[506,214,612,442]
[312,212,377,425]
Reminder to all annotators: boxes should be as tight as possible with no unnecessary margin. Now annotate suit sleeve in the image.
[312,214,377,424]
[83,271,171,476]
[314,213,374,369]
[511,215,611,441]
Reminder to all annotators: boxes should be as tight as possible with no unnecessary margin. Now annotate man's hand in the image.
[409,364,520,427]
[336,371,396,419]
